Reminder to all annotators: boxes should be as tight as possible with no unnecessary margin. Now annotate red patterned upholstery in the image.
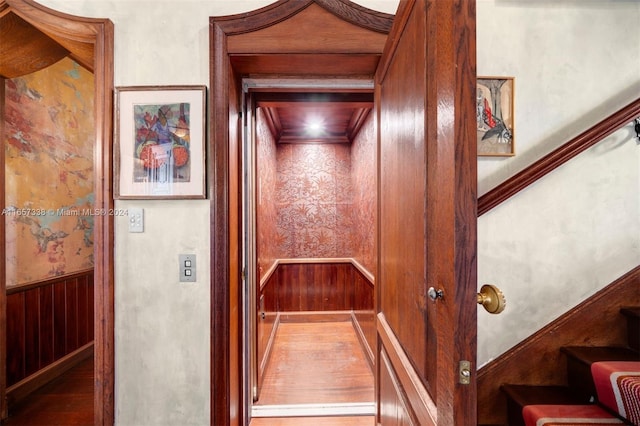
[522,404,624,426]
[591,361,640,425]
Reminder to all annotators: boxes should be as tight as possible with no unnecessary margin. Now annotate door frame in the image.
[0,1,115,423]
[209,1,393,424]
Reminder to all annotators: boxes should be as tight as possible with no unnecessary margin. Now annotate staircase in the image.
[501,307,640,426]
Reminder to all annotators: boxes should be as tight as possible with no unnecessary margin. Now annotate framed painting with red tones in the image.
[115,85,206,199]
[477,77,515,156]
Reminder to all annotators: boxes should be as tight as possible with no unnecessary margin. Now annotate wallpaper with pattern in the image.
[350,112,376,273]
[256,108,279,281]
[256,108,376,277]
[276,142,353,258]
[4,58,95,286]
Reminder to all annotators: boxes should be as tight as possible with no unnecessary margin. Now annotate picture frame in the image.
[477,76,515,156]
[114,85,207,199]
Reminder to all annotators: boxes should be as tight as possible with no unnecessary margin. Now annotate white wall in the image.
[477,0,640,194]
[476,0,640,366]
[33,0,640,423]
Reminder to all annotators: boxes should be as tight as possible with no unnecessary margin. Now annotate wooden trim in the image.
[351,311,374,371]
[278,310,353,323]
[213,0,392,36]
[374,0,414,84]
[7,269,94,295]
[315,0,392,33]
[478,97,640,216]
[258,313,280,393]
[0,75,6,421]
[210,18,232,426]
[477,265,640,425]
[210,2,393,424]
[259,261,278,291]
[6,342,94,409]
[252,402,375,418]
[350,258,375,284]
[377,313,437,426]
[276,257,353,264]
[0,1,115,424]
[260,258,374,290]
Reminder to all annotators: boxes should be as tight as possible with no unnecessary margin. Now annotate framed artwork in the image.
[477,77,515,156]
[115,85,206,199]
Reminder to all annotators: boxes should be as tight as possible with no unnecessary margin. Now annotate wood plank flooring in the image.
[4,357,93,425]
[5,318,374,425]
[255,320,374,406]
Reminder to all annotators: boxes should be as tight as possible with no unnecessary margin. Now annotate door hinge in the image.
[459,360,471,385]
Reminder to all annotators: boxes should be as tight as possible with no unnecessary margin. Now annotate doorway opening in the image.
[211,1,479,424]
[0,2,114,424]
[209,2,394,424]
[242,81,378,420]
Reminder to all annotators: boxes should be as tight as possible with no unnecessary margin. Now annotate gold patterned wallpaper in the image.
[4,57,95,286]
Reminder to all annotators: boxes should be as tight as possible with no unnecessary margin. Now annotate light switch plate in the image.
[128,208,144,233]
[179,254,196,282]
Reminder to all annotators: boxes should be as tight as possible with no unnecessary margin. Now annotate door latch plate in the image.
[459,360,471,385]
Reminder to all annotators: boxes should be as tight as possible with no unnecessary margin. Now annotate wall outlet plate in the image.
[179,254,196,282]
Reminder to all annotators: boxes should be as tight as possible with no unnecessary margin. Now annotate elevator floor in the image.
[255,319,375,406]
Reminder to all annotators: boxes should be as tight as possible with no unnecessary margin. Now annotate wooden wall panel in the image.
[24,290,39,377]
[66,278,79,353]
[39,285,54,368]
[379,348,414,426]
[352,268,375,361]
[77,276,89,346]
[53,281,66,361]
[276,263,353,312]
[6,292,24,386]
[258,268,279,388]
[5,270,94,387]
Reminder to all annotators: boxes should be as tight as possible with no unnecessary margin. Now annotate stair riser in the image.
[566,359,597,402]
[627,317,639,351]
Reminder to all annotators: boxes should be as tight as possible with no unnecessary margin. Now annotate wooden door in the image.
[375,1,477,425]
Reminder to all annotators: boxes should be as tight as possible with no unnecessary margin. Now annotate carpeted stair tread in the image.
[522,404,626,426]
[561,346,640,403]
[501,385,589,425]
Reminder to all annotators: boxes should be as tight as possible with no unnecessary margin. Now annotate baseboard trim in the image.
[351,311,374,371]
[7,342,94,409]
[278,310,353,323]
[259,312,280,387]
[252,402,375,418]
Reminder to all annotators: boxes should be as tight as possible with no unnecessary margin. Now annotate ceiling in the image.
[0,10,93,79]
[255,91,374,144]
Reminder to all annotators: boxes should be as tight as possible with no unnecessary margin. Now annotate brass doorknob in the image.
[477,284,506,314]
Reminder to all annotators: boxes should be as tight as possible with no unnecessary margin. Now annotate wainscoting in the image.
[258,259,374,376]
[255,259,376,418]
[6,269,94,408]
